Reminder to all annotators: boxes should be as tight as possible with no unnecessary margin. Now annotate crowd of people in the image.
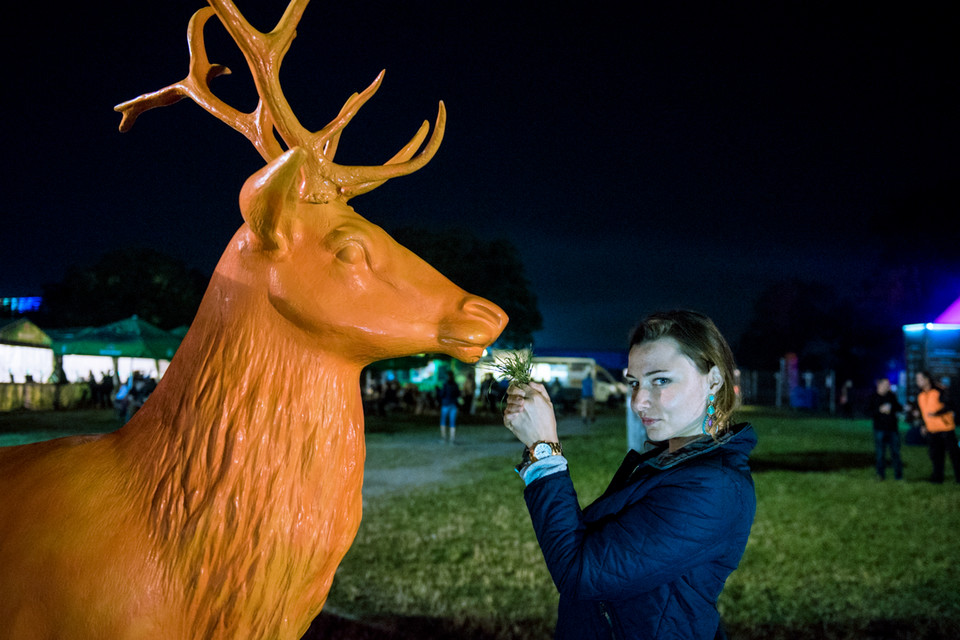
[70,370,158,424]
[366,371,507,420]
[363,368,604,439]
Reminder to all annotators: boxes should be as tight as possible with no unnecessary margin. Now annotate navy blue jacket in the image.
[524,423,757,639]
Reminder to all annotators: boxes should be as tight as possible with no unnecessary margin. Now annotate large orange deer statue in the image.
[0,1,507,638]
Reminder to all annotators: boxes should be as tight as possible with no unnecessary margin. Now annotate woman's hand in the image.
[503,382,558,447]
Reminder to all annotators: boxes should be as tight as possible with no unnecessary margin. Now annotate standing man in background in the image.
[868,377,903,481]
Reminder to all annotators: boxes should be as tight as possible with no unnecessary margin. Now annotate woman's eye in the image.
[335,243,365,265]
[652,377,670,386]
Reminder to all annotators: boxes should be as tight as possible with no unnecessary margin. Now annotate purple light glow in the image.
[935,296,960,324]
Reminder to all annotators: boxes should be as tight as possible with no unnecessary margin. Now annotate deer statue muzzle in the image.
[0,2,507,639]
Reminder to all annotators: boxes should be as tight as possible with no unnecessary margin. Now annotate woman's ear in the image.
[708,366,724,393]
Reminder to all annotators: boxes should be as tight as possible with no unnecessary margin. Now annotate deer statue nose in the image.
[437,295,508,361]
[461,295,508,335]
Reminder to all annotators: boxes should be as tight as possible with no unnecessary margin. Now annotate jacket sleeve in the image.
[523,465,743,601]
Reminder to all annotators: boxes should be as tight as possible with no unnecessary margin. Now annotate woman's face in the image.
[626,337,721,442]
[916,373,931,391]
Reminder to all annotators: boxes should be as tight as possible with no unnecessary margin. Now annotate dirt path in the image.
[361,428,516,498]
[360,415,598,499]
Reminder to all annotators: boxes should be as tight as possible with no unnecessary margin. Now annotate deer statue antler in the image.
[115,0,445,203]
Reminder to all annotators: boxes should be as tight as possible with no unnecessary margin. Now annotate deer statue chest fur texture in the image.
[0,2,507,638]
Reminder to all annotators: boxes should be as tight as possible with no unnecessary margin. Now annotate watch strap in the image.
[515,445,532,477]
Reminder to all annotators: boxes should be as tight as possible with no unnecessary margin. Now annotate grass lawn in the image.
[2,406,958,639]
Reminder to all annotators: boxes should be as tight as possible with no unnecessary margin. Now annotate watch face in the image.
[533,443,553,460]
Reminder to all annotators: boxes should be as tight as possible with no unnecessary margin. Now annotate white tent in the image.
[0,319,54,383]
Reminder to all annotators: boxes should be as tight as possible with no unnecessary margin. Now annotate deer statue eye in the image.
[335,242,366,265]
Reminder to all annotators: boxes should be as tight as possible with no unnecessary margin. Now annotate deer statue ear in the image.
[239,147,307,253]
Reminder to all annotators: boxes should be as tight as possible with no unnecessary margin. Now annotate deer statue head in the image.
[115,0,506,367]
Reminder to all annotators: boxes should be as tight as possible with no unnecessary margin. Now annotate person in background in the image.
[463,373,476,415]
[438,371,461,444]
[502,310,756,639]
[124,372,151,423]
[113,374,134,425]
[580,372,595,425]
[546,378,563,402]
[480,373,497,414]
[839,379,854,418]
[914,370,960,484]
[867,377,903,481]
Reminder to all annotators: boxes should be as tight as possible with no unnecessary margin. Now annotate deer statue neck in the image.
[118,264,366,636]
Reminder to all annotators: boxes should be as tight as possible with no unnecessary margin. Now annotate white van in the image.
[477,352,627,410]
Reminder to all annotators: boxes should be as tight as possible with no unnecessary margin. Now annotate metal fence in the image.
[738,365,873,416]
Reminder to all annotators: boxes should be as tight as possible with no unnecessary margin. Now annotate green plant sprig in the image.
[489,347,534,386]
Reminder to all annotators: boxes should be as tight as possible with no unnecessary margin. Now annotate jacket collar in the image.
[646,422,755,470]
[597,423,756,502]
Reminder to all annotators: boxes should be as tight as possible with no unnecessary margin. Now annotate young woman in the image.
[504,310,756,639]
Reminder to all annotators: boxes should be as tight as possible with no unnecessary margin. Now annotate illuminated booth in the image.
[903,297,960,399]
[903,323,960,397]
[48,315,182,383]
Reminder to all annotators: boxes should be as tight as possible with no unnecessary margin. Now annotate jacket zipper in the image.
[599,601,618,639]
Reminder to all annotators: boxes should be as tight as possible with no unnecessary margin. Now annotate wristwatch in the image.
[529,440,562,462]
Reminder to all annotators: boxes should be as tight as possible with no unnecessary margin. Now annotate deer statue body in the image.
[0,2,506,639]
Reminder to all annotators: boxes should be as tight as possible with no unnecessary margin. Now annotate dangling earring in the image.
[702,394,716,435]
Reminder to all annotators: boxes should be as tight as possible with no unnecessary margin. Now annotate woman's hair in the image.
[629,309,740,435]
[917,370,940,390]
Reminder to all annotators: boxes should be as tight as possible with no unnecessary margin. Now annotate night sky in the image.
[3,1,956,351]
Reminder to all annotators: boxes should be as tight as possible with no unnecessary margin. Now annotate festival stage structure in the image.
[0,2,507,638]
